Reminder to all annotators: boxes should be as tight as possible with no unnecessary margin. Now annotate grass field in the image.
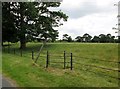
[2,42,119,87]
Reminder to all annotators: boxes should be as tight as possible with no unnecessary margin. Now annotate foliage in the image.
[62,34,73,42]
[2,3,18,43]
[2,2,68,48]
[82,33,92,42]
[64,33,118,43]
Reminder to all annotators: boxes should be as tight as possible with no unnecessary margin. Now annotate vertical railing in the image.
[46,51,49,68]
[32,50,34,60]
[70,53,73,70]
[64,51,66,69]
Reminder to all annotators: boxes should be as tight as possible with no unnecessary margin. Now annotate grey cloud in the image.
[60,2,113,19]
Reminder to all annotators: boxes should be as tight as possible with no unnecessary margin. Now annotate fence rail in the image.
[74,61,119,72]
[73,56,119,63]
[2,46,119,80]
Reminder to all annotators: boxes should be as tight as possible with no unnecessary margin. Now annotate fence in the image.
[2,46,73,70]
[2,46,119,80]
[35,51,73,70]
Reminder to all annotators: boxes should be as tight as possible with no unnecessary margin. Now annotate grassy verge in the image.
[0,49,2,74]
[2,42,119,87]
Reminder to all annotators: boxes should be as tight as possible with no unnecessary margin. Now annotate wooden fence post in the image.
[64,51,66,69]
[32,51,34,60]
[48,51,50,65]
[70,53,73,70]
[46,51,49,68]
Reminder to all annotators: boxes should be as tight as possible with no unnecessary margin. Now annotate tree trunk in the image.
[20,34,26,49]
[20,41,26,49]
[19,3,26,49]
[1,42,3,46]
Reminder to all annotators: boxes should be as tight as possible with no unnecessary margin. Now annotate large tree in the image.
[12,2,38,49]
[2,2,18,44]
[2,2,37,48]
[35,2,68,43]
[2,2,68,49]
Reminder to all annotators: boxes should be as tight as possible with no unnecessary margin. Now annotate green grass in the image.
[2,42,119,87]
[0,49,2,74]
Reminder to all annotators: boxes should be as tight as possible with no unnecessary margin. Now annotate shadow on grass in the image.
[2,43,53,53]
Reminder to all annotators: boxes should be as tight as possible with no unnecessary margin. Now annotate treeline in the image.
[59,33,120,43]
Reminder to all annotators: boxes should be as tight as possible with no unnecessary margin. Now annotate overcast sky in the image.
[51,0,119,39]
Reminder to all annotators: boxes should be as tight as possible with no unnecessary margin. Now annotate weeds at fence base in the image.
[32,62,40,68]
[43,67,75,76]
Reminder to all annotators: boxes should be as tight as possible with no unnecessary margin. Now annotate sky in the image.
[50,0,119,39]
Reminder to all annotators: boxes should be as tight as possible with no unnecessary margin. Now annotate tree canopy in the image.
[2,2,68,48]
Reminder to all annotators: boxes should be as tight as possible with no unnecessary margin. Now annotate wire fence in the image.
[2,45,119,80]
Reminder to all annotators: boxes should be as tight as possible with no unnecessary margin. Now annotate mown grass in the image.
[2,42,119,87]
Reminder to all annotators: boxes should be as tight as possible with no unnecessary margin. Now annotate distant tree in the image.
[63,34,69,41]
[111,36,115,43]
[99,34,106,43]
[83,33,92,42]
[115,36,120,43]
[106,34,111,42]
[98,34,115,43]
[75,36,82,42]
[118,36,120,43]
[67,36,72,42]
[106,34,115,43]
[62,34,73,42]
[91,36,99,43]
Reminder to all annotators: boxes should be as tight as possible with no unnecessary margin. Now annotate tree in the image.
[83,33,92,42]
[106,34,111,42]
[62,34,73,42]
[67,36,72,42]
[115,36,120,43]
[2,2,68,49]
[13,2,38,49]
[91,36,99,43]
[51,30,59,42]
[111,36,115,43]
[99,34,107,43]
[2,2,18,44]
[106,34,115,43]
[33,2,68,44]
[33,2,68,63]
[63,34,69,41]
[75,36,82,42]
[2,2,38,48]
